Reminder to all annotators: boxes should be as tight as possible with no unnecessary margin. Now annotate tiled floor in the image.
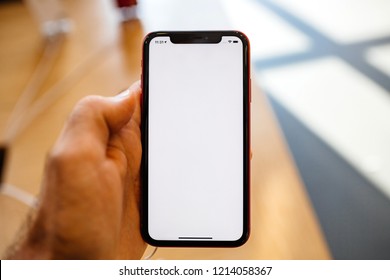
[259,57,390,198]
[221,0,390,258]
[221,0,310,60]
[270,0,390,44]
[366,43,390,76]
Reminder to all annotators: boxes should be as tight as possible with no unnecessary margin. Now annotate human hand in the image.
[8,81,146,259]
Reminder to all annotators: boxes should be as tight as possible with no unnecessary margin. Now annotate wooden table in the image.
[0,0,330,259]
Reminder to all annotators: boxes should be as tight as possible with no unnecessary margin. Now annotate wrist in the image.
[6,207,53,259]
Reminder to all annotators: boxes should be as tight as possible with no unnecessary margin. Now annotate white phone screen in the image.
[148,35,244,242]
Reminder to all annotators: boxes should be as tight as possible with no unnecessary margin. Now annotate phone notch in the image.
[170,32,222,44]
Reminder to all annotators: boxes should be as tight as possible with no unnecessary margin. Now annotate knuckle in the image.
[47,148,67,171]
[66,95,104,126]
[48,139,93,166]
[48,146,76,168]
[77,95,104,108]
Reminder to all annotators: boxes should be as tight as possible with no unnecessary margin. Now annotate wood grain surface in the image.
[0,0,330,259]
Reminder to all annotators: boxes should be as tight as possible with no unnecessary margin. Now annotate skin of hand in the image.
[7,81,146,259]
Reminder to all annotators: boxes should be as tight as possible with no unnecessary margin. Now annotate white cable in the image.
[3,35,63,144]
[0,183,37,208]
[4,42,113,143]
[143,246,158,260]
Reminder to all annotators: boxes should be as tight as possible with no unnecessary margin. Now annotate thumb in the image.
[106,81,142,133]
[60,81,141,148]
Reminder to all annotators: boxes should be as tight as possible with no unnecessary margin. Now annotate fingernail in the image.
[114,88,130,100]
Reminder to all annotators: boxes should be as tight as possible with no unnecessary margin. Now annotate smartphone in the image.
[141,31,250,247]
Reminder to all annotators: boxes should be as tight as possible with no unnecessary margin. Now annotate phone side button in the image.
[249,78,252,103]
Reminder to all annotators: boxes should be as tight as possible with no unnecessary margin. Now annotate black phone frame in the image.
[141,31,250,247]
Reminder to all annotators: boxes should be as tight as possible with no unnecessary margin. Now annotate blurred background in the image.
[0,0,389,259]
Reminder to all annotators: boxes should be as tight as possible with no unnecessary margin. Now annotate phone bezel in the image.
[141,31,250,247]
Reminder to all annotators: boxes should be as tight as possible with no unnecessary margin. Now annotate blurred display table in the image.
[0,0,330,259]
